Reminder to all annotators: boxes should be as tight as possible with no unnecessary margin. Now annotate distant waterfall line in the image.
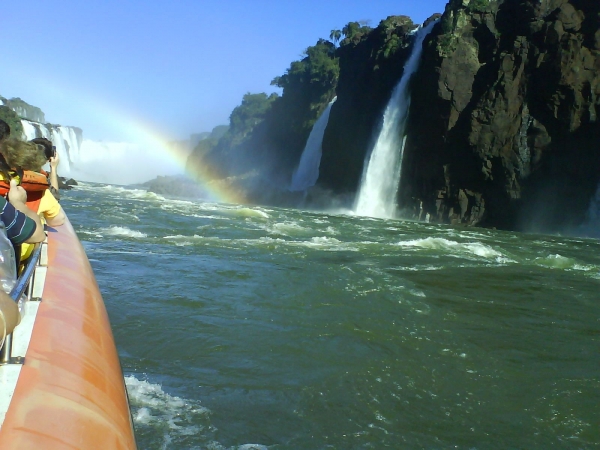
[21,120,81,177]
[354,20,437,219]
[290,97,337,192]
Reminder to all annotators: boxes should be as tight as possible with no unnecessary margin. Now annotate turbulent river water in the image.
[62,182,599,450]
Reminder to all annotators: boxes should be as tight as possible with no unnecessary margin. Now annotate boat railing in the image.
[0,241,45,364]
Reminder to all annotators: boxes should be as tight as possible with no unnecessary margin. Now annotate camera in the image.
[44,145,57,160]
[31,138,56,160]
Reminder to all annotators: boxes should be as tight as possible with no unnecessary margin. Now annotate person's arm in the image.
[7,180,45,243]
[45,207,65,227]
[49,153,60,197]
[40,190,65,227]
[0,290,20,335]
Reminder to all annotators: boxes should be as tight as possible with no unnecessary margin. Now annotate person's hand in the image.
[7,179,27,205]
[50,151,60,170]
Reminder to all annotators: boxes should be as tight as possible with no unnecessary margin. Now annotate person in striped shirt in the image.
[2,179,45,245]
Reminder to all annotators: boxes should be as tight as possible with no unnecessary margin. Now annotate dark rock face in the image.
[404,0,600,231]
[141,175,211,199]
[58,177,77,190]
[183,1,598,232]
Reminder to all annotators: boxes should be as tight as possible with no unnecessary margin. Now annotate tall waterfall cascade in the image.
[354,20,437,219]
[21,120,82,177]
[290,97,337,192]
[21,120,183,185]
[580,183,600,237]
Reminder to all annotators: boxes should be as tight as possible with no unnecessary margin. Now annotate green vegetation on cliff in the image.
[0,106,24,138]
[272,40,339,94]
[188,38,340,187]
[339,21,373,46]
[227,93,278,145]
[1,97,45,123]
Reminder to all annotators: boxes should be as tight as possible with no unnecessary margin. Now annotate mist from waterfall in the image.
[22,120,183,185]
[355,21,436,218]
[290,97,337,192]
[578,183,600,238]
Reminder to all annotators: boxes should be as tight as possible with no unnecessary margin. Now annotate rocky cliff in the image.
[0,96,46,123]
[403,0,600,231]
[187,0,599,233]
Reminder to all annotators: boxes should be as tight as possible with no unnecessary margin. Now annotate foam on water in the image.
[533,254,600,275]
[100,226,147,238]
[161,233,355,253]
[236,208,270,219]
[76,183,167,202]
[534,254,577,269]
[395,237,504,259]
[79,230,104,238]
[124,375,213,449]
[325,226,338,235]
[264,221,310,236]
[163,234,204,246]
[190,214,229,221]
[274,236,359,252]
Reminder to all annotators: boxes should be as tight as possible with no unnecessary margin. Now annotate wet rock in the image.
[404,0,600,232]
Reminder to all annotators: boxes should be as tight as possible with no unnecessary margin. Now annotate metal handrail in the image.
[10,243,43,301]
[0,242,44,364]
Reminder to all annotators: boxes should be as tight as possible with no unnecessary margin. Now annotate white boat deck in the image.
[0,242,48,426]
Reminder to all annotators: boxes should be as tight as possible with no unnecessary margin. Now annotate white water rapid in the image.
[354,21,437,218]
[290,97,337,191]
[21,120,183,185]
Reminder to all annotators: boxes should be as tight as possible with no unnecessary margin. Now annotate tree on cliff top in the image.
[339,21,373,46]
[330,29,342,45]
[271,39,339,95]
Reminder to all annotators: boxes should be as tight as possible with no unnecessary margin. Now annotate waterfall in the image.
[290,97,337,192]
[579,183,600,238]
[354,21,436,218]
[21,120,81,175]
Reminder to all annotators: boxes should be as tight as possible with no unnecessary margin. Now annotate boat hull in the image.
[0,216,136,449]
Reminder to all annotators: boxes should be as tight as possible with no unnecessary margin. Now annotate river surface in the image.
[62,183,600,450]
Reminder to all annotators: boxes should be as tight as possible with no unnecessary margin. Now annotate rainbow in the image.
[93,113,248,205]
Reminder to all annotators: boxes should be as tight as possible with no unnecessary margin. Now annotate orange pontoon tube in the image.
[0,215,137,449]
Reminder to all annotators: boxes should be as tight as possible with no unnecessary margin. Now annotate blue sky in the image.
[2,0,448,142]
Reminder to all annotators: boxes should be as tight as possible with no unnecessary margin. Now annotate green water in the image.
[63,183,600,449]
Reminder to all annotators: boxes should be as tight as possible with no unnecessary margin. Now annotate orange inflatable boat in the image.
[0,214,137,449]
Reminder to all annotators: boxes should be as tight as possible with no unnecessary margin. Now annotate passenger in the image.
[1,180,46,245]
[30,137,60,201]
[0,139,65,227]
[0,139,63,265]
